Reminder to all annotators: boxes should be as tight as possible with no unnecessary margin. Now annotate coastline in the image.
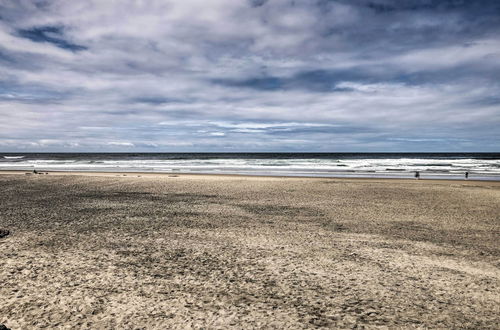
[1,169,499,185]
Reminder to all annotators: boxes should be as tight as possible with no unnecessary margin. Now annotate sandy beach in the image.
[0,172,499,329]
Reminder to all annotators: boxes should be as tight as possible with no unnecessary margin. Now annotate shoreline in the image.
[1,169,499,185]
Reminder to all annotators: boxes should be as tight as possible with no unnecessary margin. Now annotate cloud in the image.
[106,142,134,147]
[0,0,499,151]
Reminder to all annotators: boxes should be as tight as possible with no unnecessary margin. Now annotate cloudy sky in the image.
[0,0,499,152]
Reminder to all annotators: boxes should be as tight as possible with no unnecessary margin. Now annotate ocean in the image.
[1,153,500,180]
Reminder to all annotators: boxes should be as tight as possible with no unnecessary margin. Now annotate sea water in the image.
[1,153,499,180]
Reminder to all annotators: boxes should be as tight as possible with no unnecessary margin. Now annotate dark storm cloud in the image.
[360,0,500,13]
[316,0,500,54]
[0,0,499,151]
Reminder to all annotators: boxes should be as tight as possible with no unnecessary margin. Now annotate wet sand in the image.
[0,172,499,328]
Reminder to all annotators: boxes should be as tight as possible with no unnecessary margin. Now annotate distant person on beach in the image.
[465,171,469,179]
[415,171,420,179]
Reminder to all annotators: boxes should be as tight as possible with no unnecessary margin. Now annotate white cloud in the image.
[393,39,500,71]
[107,142,134,147]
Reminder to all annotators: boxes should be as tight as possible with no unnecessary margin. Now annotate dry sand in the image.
[0,172,499,329]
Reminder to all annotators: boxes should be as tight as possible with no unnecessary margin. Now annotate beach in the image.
[0,172,499,328]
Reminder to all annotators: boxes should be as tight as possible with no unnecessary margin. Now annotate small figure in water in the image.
[415,171,420,179]
[33,169,38,174]
[465,171,469,179]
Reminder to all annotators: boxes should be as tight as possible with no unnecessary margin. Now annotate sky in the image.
[0,0,499,152]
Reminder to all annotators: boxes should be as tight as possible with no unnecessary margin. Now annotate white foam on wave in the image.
[1,156,500,178]
[3,156,25,159]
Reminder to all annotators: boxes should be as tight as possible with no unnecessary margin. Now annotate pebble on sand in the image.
[0,229,10,238]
